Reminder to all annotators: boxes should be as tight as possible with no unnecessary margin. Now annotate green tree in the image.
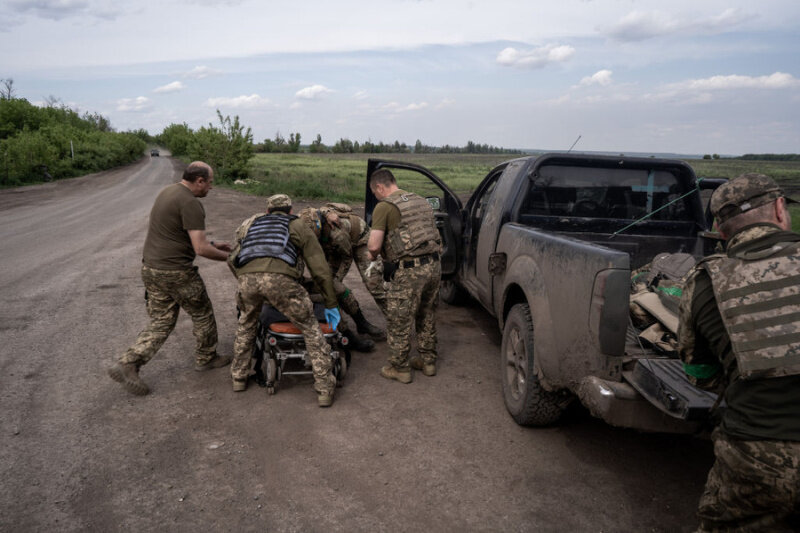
[158,123,193,156]
[288,132,301,153]
[309,133,326,153]
[188,110,253,180]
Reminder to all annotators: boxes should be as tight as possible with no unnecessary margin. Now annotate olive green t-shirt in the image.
[142,183,205,269]
[371,192,403,233]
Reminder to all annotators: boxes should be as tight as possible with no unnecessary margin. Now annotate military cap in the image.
[710,173,797,223]
[266,193,292,210]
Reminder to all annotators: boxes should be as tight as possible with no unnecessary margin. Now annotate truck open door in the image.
[365,159,463,276]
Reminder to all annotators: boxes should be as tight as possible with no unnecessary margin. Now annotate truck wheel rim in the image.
[505,328,527,400]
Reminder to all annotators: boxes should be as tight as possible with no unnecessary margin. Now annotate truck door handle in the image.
[488,253,507,276]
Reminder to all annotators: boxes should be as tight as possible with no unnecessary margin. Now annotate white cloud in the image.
[8,0,122,21]
[116,96,150,112]
[496,44,575,69]
[295,84,333,100]
[203,94,272,108]
[182,66,221,80]
[290,101,302,109]
[353,90,369,100]
[383,101,428,112]
[579,70,613,87]
[605,8,749,42]
[153,81,185,93]
[641,72,799,105]
[679,72,800,91]
[436,98,455,109]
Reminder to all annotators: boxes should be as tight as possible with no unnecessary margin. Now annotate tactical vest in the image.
[701,240,800,380]
[235,214,298,267]
[380,190,440,262]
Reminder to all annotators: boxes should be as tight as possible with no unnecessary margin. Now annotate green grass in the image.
[226,153,800,232]
[229,153,513,202]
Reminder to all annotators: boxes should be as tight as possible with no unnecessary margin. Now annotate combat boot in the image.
[380,365,413,384]
[195,354,232,372]
[410,356,436,377]
[318,390,334,407]
[232,379,247,392]
[353,310,386,341]
[341,328,375,352]
[108,362,150,396]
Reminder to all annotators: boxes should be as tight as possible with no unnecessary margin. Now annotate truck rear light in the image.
[589,269,629,356]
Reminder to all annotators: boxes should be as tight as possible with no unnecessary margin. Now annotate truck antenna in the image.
[567,135,581,153]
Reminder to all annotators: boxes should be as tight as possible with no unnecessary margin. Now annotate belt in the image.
[398,253,439,269]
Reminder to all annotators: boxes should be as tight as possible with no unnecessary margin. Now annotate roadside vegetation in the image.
[0,89,146,187]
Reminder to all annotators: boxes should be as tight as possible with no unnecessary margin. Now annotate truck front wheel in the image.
[501,303,566,426]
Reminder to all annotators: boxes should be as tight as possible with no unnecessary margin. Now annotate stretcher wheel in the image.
[267,386,275,395]
[335,355,347,386]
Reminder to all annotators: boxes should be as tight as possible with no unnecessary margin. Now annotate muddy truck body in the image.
[365,154,725,433]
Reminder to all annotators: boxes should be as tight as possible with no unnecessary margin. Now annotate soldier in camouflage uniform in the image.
[368,169,441,384]
[109,161,232,396]
[298,204,386,345]
[677,173,800,531]
[228,194,341,407]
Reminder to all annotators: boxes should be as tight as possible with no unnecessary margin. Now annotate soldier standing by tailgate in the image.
[108,161,232,396]
[678,173,800,531]
[228,194,341,407]
[367,169,441,384]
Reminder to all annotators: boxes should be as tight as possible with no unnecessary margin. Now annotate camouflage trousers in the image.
[696,428,800,532]
[120,265,218,367]
[385,259,440,370]
[327,244,387,318]
[232,273,334,394]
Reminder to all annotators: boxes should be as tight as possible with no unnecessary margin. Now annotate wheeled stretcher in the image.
[252,303,350,395]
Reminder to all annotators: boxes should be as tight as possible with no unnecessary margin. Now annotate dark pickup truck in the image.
[365,154,726,433]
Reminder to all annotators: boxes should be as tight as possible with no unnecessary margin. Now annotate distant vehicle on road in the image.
[150,149,160,157]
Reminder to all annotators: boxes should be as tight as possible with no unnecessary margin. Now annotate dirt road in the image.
[0,157,714,532]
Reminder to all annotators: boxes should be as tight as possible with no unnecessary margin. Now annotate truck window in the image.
[521,165,690,222]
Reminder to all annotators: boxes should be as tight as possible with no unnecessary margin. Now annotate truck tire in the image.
[439,278,469,305]
[501,303,565,426]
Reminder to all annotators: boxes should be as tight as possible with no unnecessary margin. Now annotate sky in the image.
[1,0,799,156]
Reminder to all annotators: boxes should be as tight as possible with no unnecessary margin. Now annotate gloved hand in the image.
[324,307,341,330]
[365,260,379,279]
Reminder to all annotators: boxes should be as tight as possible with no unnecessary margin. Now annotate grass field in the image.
[232,153,800,232]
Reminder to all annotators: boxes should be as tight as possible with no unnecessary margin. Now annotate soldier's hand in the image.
[324,307,341,330]
[214,241,233,253]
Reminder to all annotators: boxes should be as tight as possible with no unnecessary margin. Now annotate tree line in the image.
[255,131,520,155]
[1,80,146,187]
[157,111,253,181]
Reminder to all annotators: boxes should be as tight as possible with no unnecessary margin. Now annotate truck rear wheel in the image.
[501,303,565,426]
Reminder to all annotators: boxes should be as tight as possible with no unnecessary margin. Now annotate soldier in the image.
[298,204,386,347]
[367,169,441,383]
[109,161,232,396]
[678,173,800,531]
[228,194,341,407]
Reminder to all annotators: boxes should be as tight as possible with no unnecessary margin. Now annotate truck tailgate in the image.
[623,360,719,421]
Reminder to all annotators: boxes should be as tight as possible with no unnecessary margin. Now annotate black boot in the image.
[342,328,375,352]
[353,310,386,340]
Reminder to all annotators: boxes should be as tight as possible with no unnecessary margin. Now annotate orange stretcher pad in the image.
[268,322,335,335]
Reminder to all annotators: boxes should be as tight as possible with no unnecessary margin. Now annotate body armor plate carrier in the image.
[236,214,298,268]
[381,191,441,262]
[701,240,800,380]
